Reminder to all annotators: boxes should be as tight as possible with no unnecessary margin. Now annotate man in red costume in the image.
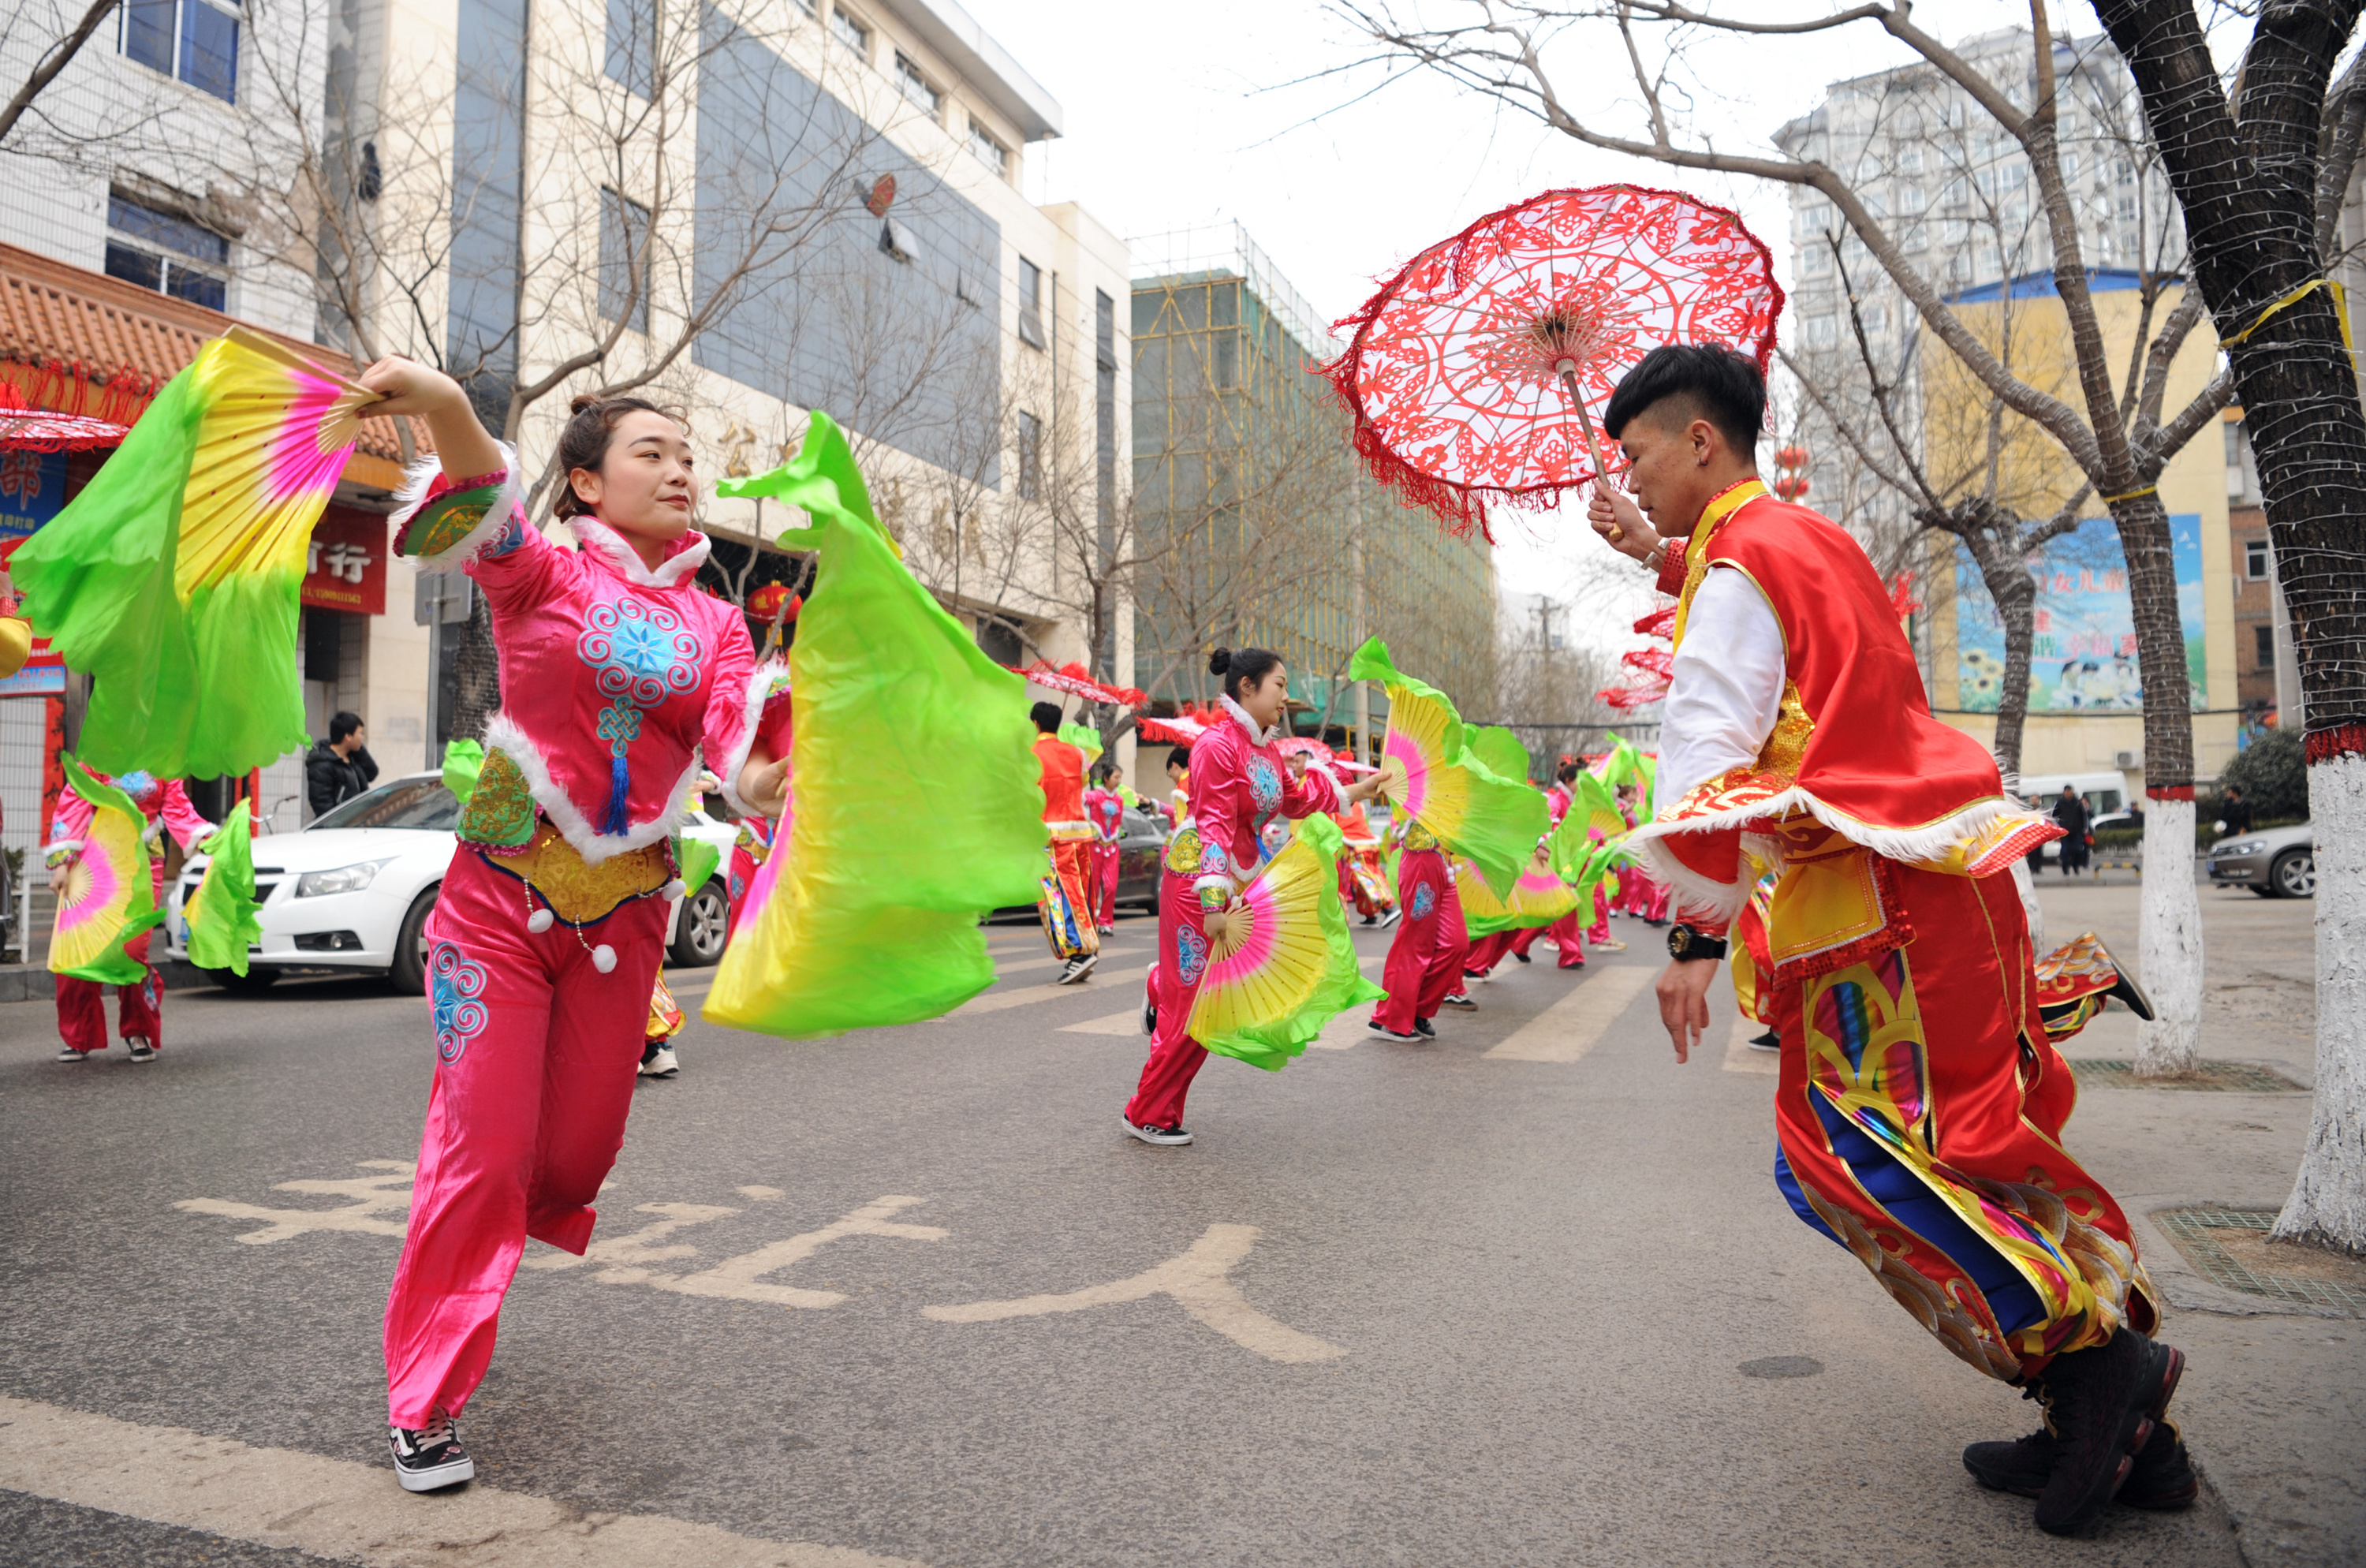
[1588,345,2189,1536]
[1032,702,1099,984]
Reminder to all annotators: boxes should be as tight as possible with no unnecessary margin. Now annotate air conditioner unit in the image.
[2114,749,2142,770]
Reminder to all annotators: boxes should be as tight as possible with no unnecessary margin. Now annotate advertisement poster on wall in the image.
[1955,514,2205,713]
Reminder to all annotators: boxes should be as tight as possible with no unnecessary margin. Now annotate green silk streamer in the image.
[185,799,263,976]
[700,412,1047,1037]
[440,738,486,808]
[1468,725,1532,787]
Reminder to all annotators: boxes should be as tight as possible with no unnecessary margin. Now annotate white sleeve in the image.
[1655,566,1786,818]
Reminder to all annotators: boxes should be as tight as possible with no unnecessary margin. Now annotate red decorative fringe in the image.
[2305,722,2366,763]
[1321,182,1785,543]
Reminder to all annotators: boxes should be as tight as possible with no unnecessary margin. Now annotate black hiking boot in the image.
[1965,1408,2197,1510]
[2028,1328,2185,1535]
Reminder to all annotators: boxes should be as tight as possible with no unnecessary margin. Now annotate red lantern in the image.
[748,584,801,623]
[1775,443,1808,471]
[1774,473,1809,501]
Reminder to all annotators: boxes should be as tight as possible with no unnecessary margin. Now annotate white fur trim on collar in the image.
[714,655,789,819]
[1219,693,1284,746]
[482,711,703,865]
[393,442,522,577]
[567,516,712,588]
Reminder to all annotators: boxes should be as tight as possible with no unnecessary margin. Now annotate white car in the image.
[164,771,741,994]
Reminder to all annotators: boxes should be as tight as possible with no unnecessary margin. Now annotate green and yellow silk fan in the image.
[15,327,378,778]
[1348,637,1544,898]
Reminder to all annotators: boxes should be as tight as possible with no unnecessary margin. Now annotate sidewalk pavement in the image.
[2030,879,2364,1566]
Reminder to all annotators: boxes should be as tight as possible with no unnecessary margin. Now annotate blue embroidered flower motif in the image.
[1410,883,1437,920]
[1176,924,1209,988]
[429,941,489,1064]
[577,597,705,834]
[1247,755,1283,813]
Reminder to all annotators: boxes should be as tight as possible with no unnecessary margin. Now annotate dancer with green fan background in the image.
[1121,646,1385,1148]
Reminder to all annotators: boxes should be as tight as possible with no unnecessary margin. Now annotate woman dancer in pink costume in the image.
[1122,647,1383,1144]
[357,360,787,1493]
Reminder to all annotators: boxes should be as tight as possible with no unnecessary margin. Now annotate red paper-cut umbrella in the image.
[1324,184,1783,541]
[0,383,129,451]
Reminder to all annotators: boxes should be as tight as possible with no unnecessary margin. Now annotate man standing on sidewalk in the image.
[1588,345,2192,1536]
[306,712,379,819]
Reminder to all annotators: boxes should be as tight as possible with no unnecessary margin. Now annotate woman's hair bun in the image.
[1207,647,1233,678]
[569,391,603,415]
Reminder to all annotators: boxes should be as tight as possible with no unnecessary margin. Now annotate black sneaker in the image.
[389,1413,474,1492]
[55,1046,88,1063]
[1377,908,1402,929]
[1513,951,1532,964]
[1366,1021,1420,1042]
[1965,1412,2197,1510]
[2032,1329,2185,1535]
[638,1043,679,1078]
[1412,1018,1435,1039]
[1121,1114,1192,1146]
[1748,1029,1780,1053]
[1058,952,1100,985]
[125,1039,156,1062]
[1441,993,1476,1010]
[1140,996,1158,1036]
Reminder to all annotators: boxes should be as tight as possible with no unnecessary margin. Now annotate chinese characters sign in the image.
[0,450,65,539]
[1955,514,2205,712]
[301,506,387,615]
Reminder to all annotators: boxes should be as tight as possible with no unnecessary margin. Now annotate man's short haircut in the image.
[1166,745,1192,771]
[1030,701,1062,733]
[329,711,364,744]
[1601,344,1767,457]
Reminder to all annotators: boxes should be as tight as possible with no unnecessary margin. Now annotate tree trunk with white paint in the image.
[2278,750,2366,1254]
[2092,0,2366,1244]
[2134,797,2201,1075]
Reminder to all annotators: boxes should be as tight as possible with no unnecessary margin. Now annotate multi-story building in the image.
[1126,222,1495,783]
[0,0,1136,844]
[1772,27,2185,562]
[0,0,417,862]
[1769,26,2260,798]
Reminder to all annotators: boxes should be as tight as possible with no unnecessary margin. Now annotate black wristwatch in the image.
[1667,923,1728,962]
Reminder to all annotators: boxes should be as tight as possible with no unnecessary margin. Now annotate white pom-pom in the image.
[527,908,554,934]
[660,879,687,900]
[592,944,618,973]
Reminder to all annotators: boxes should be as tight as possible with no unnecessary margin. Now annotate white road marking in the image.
[947,965,1151,1016]
[1481,965,1655,1062]
[1722,1017,1780,1075]
[521,1202,741,1278]
[923,1223,1344,1363]
[990,946,1144,980]
[1059,1010,1146,1036]
[1304,955,1391,1049]
[174,1160,413,1243]
[652,1196,946,1309]
[0,1392,921,1566]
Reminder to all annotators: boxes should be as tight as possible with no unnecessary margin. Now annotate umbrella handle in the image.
[1557,368,1621,540]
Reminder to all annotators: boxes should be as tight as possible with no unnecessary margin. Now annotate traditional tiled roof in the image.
[0,241,429,482]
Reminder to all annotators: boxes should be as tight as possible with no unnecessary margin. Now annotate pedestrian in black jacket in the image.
[307,711,379,818]
[2052,786,2092,877]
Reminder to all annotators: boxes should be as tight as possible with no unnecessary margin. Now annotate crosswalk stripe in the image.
[0,1393,920,1566]
[949,965,1151,1017]
[1480,964,1655,1062]
[1722,1015,1780,1075]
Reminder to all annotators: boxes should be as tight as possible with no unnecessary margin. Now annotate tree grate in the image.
[2152,1208,2366,1316]
[2067,1058,2304,1093]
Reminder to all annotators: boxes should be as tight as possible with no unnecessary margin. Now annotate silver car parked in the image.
[2206,822,2314,898]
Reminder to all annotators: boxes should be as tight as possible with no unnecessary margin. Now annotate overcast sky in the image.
[952,0,2118,639]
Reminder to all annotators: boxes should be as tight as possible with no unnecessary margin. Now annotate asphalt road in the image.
[0,911,2247,1567]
